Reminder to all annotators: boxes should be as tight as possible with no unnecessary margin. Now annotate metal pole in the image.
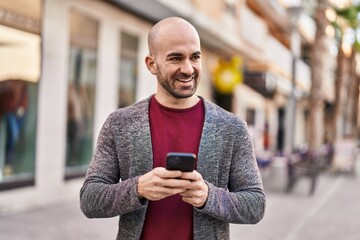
[284,52,297,155]
[284,6,302,155]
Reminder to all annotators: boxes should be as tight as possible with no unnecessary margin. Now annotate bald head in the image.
[148,17,200,56]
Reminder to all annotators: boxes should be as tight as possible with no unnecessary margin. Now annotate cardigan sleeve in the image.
[196,120,266,224]
[80,114,146,218]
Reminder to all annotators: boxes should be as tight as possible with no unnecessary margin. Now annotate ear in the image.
[145,55,157,75]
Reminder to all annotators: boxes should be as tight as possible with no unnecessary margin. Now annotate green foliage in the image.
[335,4,360,29]
[331,4,360,51]
[354,40,360,52]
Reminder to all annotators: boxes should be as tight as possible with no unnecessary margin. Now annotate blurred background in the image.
[0,0,360,239]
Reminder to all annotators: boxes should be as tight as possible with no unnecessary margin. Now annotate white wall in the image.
[0,0,154,215]
[234,84,266,153]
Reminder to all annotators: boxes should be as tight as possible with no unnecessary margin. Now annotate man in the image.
[80,17,265,240]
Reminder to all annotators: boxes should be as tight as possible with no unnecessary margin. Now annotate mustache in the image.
[175,72,197,79]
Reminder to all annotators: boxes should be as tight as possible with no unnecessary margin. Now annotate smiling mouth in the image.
[177,76,194,83]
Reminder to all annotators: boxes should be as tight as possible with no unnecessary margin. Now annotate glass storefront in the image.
[0,79,38,189]
[118,31,138,108]
[65,10,98,178]
[0,1,41,190]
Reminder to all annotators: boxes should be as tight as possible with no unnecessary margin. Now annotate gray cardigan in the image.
[80,96,266,240]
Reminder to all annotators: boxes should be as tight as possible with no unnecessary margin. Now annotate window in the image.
[0,0,41,190]
[0,77,38,190]
[65,10,98,179]
[118,31,138,108]
[246,108,256,126]
[0,28,41,190]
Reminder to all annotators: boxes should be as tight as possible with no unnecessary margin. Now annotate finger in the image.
[154,167,182,179]
[181,187,208,206]
[181,195,205,208]
[180,171,201,181]
[162,178,191,188]
[138,168,193,201]
[182,188,201,196]
[177,178,203,191]
[148,186,187,201]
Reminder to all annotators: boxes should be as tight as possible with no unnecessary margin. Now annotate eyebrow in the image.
[166,51,202,58]
[166,52,183,58]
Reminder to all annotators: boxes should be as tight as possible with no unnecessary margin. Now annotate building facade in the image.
[0,0,320,214]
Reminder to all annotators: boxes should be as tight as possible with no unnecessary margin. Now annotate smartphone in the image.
[166,152,196,172]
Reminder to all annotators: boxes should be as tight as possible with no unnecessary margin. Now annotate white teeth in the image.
[177,77,193,82]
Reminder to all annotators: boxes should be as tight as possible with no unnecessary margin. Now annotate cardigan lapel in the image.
[129,98,153,177]
[196,101,220,185]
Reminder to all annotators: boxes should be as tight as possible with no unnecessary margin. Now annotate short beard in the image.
[157,73,198,98]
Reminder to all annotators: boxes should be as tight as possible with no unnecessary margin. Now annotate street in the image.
[0,163,359,240]
[231,168,360,240]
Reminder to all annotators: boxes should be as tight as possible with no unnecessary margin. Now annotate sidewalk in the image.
[0,140,358,240]
[1,168,358,240]
[231,165,360,240]
[0,200,118,240]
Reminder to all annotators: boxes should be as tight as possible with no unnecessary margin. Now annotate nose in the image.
[180,59,194,76]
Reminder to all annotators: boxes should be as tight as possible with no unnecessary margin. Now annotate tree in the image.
[309,0,329,150]
[332,3,360,139]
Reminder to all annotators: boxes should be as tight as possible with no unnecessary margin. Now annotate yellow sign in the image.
[213,56,243,94]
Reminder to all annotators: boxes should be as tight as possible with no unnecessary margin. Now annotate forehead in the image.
[153,22,201,55]
[160,38,200,59]
[163,34,200,55]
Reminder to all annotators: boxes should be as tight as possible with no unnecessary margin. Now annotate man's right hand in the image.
[137,167,191,201]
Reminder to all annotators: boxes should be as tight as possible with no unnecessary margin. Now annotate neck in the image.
[154,94,200,109]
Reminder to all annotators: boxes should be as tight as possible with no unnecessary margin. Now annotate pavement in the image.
[0,200,118,240]
[0,144,359,240]
[230,164,360,240]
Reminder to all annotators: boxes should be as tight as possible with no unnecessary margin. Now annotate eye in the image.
[169,57,181,62]
[191,55,201,61]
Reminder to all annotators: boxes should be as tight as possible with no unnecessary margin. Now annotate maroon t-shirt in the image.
[140,96,204,240]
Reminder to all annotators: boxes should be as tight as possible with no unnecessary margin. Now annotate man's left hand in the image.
[179,171,208,208]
